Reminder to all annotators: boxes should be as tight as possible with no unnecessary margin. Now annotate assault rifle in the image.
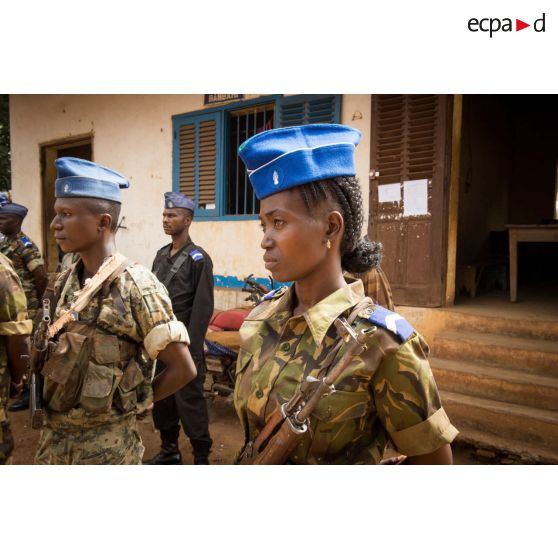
[237,317,372,465]
[241,274,274,305]
[29,298,51,429]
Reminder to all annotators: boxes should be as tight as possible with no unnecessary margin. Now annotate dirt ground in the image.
[8,395,495,465]
[8,395,244,465]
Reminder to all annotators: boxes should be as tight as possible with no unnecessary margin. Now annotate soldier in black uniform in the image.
[145,192,214,465]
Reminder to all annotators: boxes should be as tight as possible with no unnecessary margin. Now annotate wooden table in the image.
[506,224,558,302]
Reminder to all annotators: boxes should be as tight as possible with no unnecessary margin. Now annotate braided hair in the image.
[298,176,381,274]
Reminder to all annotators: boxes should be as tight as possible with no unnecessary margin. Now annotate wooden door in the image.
[368,95,451,307]
[41,140,92,272]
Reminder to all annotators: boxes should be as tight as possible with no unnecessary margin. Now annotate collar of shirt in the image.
[253,279,366,346]
[163,237,195,260]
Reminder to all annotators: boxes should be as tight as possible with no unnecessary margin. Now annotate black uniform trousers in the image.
[152,351,212,456]
[151,239,214,458]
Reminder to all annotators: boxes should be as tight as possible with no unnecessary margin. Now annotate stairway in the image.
[430,311,558,463]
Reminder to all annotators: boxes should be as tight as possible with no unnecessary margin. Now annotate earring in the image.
[326,239,332,249]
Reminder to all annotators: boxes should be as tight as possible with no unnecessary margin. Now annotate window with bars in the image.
[172,94,341,219]
[226,103,274,216]
[277,94,340,127]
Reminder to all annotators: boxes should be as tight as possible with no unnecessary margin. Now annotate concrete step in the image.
[440,310,558,341]
[441,390,558,454]
[431,357,558,411]
[455,427,558,464]
[433,331,558,375]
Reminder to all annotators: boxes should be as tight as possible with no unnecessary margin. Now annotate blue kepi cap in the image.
[54,157,130,203]
[164,192,195,212]
[238,124,361,200]
[0,202,28,218]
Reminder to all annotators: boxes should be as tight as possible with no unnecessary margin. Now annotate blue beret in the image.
[238,124,361,200]
[164,192,195,212]
[0,202,28,218]
[54,157,129,203]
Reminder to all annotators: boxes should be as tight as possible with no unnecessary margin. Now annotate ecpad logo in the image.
[468,13,546,37]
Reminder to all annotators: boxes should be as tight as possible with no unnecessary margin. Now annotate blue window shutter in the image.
[172,111,222,217]
[277,94,341,127]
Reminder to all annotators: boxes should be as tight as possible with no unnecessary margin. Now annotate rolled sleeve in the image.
[373,333,458,456]
[389,407,459,456]
[144,320,190,360]
[27,257,44,272]
[0,318,33,336]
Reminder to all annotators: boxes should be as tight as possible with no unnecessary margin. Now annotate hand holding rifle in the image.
[28,298,51,429]
[238,317,373,465]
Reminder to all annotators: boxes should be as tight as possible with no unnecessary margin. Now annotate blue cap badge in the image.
[54,157,130,203]
[238,124,361,200]
[164,192,195,212]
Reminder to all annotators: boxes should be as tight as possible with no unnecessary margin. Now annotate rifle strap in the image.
[311,296,374,381]
[48,254,130,338]
[160,249,190,287]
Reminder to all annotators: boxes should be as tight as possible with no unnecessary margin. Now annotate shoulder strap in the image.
[100,258,132,298]
[19,235,33,248]
[48,254,130,338]
[160,249,190,287]
[312,297,373,380]
[366,305,414,343]
[347,296,373,324]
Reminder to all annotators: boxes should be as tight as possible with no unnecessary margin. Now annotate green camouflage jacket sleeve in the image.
[0,254,33,422]
[0,254,33,336]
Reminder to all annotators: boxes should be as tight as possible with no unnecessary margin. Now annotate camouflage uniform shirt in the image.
[0,253,33,464]
[234,279,458,464]
[35,257,189,464]
[0,231,44,320]
[41,260,188,427]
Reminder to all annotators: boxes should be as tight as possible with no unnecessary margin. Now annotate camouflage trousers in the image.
[0,418,14,465]
[35,414,144,465]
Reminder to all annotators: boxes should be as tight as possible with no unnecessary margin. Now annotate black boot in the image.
[8,385,29,412]
[143,440,182,465]
[192,440,212,465]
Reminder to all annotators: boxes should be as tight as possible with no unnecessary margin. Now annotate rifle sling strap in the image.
[160,249,190,287]
[313,296,374,380]
[48,257,131,337]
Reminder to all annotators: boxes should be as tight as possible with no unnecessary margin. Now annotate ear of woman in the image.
[324,209,344,248]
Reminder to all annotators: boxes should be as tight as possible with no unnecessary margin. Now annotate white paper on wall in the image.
[403,179,429,216]
[378,183,401,203]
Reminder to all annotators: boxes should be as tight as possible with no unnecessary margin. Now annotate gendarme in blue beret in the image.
[238,124,361,200]
[54,157,130,203]
[0,201,28,218]
[164,192,195,212]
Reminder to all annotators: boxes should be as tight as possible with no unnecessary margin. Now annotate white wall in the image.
[10,94,371,309]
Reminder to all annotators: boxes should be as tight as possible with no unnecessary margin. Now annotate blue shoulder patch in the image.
[189,249,204,262]
[261,286,287,302]
[366,305,414,343]
[20,235,32,248]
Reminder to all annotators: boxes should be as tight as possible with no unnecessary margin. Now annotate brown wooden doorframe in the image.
[368,95,453,307]
[40,136,93,272]
[444,95,463,306]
